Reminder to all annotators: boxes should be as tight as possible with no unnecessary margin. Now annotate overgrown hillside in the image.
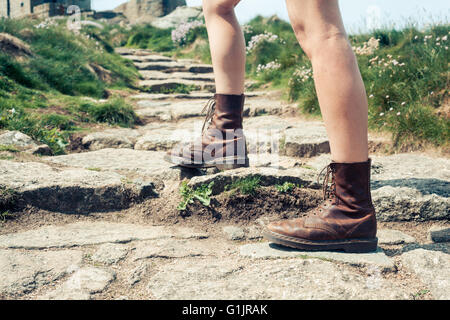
[126,16,449,150]
[0,18,140,154]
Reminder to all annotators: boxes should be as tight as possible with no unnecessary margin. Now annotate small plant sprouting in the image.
[177,181,214,211]
[275,182,296,193]
[225,176,262,195]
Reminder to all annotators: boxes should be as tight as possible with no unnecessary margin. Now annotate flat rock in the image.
[124,55,174,63]
[222,226,245,241]
[401,249,450,299]
[40,267,116,300]
[139,79,214,92]
[0,160,149,213]
[372,186,449,221]
[130,91,266,101]
[0,249,83,296]
[377,229,416,245]
[82,129,140,151]
[147,257,408,299]
[282,123,330,158]
[0,222,207,249]
[132,239,213,260]
[44,148,199,184]
[239,242,395,271]
[134,61,188,72]
[140,70,215,82]
[428,225,450,243]
[127,262,151,286]
[0,130,38,149]
[91,243,129,265]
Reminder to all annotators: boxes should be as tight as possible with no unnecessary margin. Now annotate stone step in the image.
[135,61,189,72]
[129,91,267,101]
[135,62,214,74]
[139,79,215,93]
[139,70,215,82]
[114,47,153,56]
[0,160,155,214]
[44,149,199,184]
[126,55,175,63]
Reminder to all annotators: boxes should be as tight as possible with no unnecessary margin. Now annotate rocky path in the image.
[0,48,448,300]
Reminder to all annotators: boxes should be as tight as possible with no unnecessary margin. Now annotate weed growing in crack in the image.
[177,181,214,211]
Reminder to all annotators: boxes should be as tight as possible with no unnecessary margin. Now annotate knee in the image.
[291,23,348,59]
[203,0,240,16]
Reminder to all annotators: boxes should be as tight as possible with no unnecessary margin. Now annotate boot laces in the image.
[201,97,216,134]
[318,163,336,202]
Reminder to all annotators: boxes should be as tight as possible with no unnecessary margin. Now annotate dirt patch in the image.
[147,186,322,225]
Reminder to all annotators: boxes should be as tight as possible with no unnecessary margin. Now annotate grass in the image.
[124,16,450,150]
[177,181,214,211]
[0,145,20,152]
[0,17,141,154]
[225,176,262,195]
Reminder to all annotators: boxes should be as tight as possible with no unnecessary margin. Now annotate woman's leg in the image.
[203,0,246,95]
[264,1,377,253]
[285,0,369,162]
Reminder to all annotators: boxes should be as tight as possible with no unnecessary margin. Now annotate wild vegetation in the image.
[0,18,140,154]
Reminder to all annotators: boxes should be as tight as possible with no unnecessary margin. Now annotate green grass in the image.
[0,17,141,154]
[177,181,214,211]
[0,145,20,152]
[123,16,449,149]
[225,176,262,195]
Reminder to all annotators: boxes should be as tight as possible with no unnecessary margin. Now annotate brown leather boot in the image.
[264,159,378,253]
[164,93,249,170]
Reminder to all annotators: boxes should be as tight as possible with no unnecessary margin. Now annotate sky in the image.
[92,0,449,33]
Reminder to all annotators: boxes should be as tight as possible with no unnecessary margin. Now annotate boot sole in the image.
[263,230,378,253]
[164,154,250,170]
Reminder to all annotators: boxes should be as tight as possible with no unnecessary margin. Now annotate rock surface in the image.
[428,225,450,243]
[239,242,395,271]
[151,6,203,29]
[147,257,408,299]
[0,222,205,249]
[377,229,416,245]
[91,243,129,265]
[0,130,38,149]
[401,249,450,300]
[0,250,83,296]
[40,267,116,300]
[0,160,151,213]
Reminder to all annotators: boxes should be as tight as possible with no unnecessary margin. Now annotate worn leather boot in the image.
[164,93,249,170]
[264,159,378,253]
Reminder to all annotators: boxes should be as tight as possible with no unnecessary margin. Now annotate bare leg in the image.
[203,0,246,95]
[286,0,369,162]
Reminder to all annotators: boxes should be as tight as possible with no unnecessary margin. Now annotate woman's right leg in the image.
[165,0,248,169]
[203,0,246,95]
